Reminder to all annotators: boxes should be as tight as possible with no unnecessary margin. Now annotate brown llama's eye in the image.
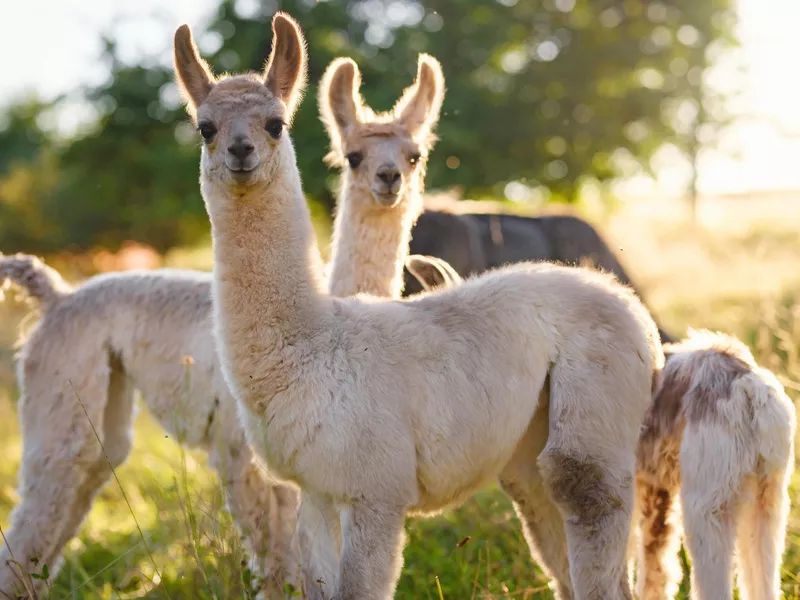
[265,119,284,139]
[409,152,421,166]
[346,152,363,169]
[198,121,217,142]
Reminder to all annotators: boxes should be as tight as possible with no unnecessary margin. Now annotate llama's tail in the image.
[737,368,797,475]
[0,253,72,309]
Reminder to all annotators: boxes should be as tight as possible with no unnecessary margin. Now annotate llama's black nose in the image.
[376,166,401,186]
[228,140,255,160]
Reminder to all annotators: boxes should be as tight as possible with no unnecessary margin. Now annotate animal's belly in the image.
[412,433,527,514]
[411,389,543,514]
[137,380,219,448]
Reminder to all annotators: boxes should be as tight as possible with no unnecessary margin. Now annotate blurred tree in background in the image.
[0,0,737,255]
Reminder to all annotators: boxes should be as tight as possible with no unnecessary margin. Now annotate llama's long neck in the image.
[203,141,327,405]
[326,173,423,298]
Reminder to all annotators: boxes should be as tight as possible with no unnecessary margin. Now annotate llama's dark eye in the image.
[409,152,422,166]
[346,152,363,169]
[265,119,284,139]
[198,121,217,142]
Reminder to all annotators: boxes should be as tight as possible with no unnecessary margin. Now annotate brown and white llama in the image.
[175,12,663,600]
[408,254,797,600]
[0,261,300,598]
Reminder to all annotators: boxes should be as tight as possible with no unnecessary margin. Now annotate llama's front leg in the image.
[297,493,343,600]
[337,502,406,600]
[210,439,301,598]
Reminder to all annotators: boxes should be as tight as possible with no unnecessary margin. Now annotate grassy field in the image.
[1,192,799,598]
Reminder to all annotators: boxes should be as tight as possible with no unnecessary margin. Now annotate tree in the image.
[0,0,738,254]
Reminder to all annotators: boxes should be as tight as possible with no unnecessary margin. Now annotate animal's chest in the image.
[240,405,306,484]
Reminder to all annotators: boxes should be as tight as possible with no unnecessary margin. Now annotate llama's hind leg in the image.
[679,425,748,600]
[634,474,682,600]
[735,468,790,600]
[539,363,647,599]
[500,394,573,599]
[0,361,116,597]
[53,361,136,553]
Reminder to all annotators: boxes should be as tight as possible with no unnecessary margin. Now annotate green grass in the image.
[2,195,800,598]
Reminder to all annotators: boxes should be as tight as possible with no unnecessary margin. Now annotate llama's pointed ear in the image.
[405,255,461,291]
[319,57,363,141]
[394,54,445,141]
[174,24,216,117]
[264,12,308,122]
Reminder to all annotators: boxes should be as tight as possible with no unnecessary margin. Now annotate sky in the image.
[1,0,799,199]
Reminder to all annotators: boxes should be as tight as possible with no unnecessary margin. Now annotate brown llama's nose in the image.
[228,139,255,161]
[376,166,401,186]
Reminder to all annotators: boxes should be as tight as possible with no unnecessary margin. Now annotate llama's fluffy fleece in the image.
[0,255,300,598]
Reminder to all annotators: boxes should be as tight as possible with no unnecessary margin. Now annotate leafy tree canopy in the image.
[0,0,737,254]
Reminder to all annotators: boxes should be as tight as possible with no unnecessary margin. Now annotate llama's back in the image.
[19,268,227,446]
[395,261,661,397]
[643,330,795,478]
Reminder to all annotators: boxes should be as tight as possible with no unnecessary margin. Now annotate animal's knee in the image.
[538,450,629,523]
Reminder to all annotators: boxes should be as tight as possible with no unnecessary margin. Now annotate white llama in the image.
[317,54,596,600]
[0,254,300,598]
[409,254,797,600]
[321,54,440,299]
[175,12,663,600]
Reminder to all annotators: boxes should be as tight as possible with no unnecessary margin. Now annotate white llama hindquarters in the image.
[0,256,300,599]
[636,331,796,600]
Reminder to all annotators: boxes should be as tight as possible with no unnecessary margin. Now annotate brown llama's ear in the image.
[394,54,445,143]
[319,57,363,142]
[405,255,462,291]
[263,12,308,122]
[173,24,216,117]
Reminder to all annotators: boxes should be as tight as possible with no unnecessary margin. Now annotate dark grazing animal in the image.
[404,208,675,343]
